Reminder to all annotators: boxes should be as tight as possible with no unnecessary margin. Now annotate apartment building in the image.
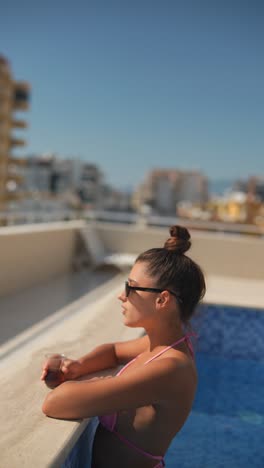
[0,55,30,207]
[133,168,208,215]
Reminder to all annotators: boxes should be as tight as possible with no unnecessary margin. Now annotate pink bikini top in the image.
[99,333,195,466]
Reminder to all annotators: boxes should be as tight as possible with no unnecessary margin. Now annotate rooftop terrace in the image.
[0,220,263,467]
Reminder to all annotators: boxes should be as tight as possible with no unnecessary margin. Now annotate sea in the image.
[208,179,235,196]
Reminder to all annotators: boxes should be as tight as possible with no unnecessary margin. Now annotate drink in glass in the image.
[44,353,65,389]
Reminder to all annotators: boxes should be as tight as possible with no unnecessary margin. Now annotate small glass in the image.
[44,353,66,389]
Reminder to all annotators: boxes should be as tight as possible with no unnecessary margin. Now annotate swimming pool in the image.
[165,304,264,468]
[63,303,264,468]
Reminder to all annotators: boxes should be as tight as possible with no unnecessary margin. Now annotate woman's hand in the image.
[60,358,83,380]
[40,357,82,386]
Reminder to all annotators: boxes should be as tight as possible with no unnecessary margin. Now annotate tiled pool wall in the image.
[171,304,264,468]
[62,423,94,468]
[191,303,264,361]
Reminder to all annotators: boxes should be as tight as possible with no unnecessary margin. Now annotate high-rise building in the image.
[132,168,208,215]
[0,55,30,208]
[77,163,104,209]
[21,155,105,209]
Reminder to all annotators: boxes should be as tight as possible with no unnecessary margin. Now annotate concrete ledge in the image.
[0,273,143,468]
[204,274,264,310]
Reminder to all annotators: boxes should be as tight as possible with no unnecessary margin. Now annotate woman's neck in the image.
[145,321,185,352]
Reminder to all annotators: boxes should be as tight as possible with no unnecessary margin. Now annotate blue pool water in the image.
[165,354,264,467]
[165,304,264,468]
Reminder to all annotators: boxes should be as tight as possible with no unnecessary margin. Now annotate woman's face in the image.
[118,261,160,328]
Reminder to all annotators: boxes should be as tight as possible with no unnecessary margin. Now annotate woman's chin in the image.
[123,316,141,328]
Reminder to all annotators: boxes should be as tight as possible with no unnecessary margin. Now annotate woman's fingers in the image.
[41,357,79,382]
[40,360,49,380]
[40,368,47,380]
[60,359,73,374]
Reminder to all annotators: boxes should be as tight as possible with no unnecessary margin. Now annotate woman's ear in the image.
[156,291,170,306]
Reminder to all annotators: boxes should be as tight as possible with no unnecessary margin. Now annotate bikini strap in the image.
[117,331,197,376]
[184,333,195,359]
[144,332,197,365]
[116,357,137,376]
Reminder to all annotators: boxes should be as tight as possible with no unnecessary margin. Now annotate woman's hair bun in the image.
[163,225,191,254]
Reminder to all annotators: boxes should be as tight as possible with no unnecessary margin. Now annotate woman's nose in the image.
[118,289,127,302]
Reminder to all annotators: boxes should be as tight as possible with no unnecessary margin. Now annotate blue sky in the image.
[1,0,264,190]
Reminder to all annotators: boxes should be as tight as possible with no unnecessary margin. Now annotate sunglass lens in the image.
[125,282,129,297]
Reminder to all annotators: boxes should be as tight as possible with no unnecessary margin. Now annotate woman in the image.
[41,225,206,468]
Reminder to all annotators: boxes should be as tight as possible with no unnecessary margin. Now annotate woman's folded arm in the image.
[42,356,192,420]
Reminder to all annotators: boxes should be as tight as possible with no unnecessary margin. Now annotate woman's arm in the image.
[114,333,149,364]
[64,335,149,378]
[77,334,149,373]
[71,343,118,377]
[41,335,149,382]
[42,356,194,420]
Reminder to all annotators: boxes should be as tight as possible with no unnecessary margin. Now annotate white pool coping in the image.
[204,274,264,310]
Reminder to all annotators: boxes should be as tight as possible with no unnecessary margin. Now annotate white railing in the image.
[0,210,79,225]
[0,209,264,236]
[86,210,264,236]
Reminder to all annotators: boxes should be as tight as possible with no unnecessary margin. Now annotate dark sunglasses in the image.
[125,281,182,303]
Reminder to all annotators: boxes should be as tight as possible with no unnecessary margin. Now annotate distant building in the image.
[22,154,53,193]
[77,163,104,209]
[20,153,74,195]
[248,176,264,202]
[102,185,132,211]
[178,171,208,204]
[132,169,208,215]
[209,190,262,224]
[0,55,30,208]
[18,154,105,211]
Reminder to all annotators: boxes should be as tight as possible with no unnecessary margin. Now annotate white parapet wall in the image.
[1,220,264,299]
[94,222,264,280]
[0,220,86,297]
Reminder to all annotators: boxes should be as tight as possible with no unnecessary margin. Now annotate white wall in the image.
[0,220,85,296]
[94,223,264,280]
[1,220,263,299]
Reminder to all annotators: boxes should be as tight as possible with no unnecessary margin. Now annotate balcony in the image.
[12,119,27,129]
[10,137,26,147]
[13,81,30,111]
